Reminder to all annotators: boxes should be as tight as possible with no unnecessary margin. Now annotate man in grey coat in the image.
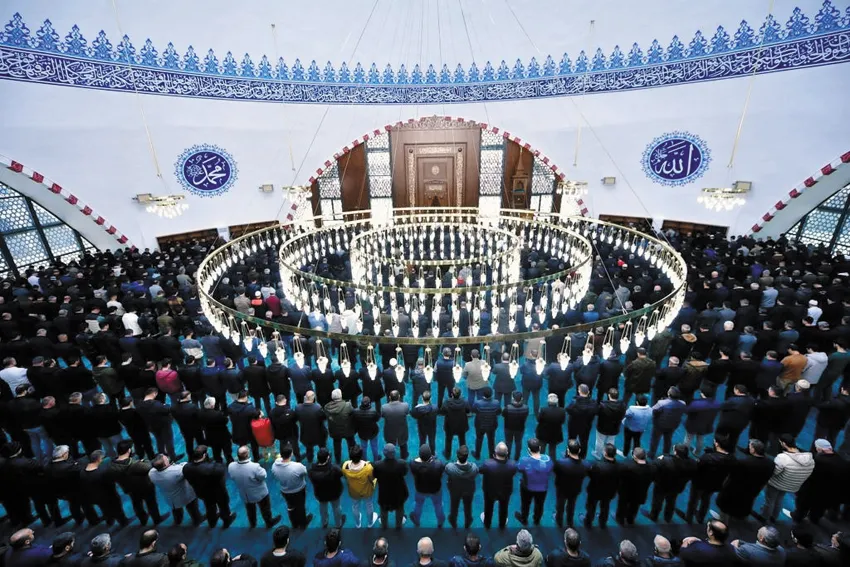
[462,349,490,407]
[382,390,410,459]
[227,446,281,528]
[148,454,203,525]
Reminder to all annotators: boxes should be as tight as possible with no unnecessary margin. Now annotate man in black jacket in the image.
[596,353,622,404]
[653,358,685,404]
[686,437,736,524]
[649,443,696,523]
[352,396,381,462]
[6,442,55,526]
[814,385,850,446]
[536,393,566,460]
[270,394,300,460]
[294,391,327,462]
[177,356,204,407]
[583,443,620,528]
[480,442,517,529]
[409,444,445,527]
[109,439,169,526]
[137,387,181,460]
[45,444,101,526]
[266,359,291,404]
[593,388,626,460]
[372,443,409,529]
[199,397,233,463]
[243,356,272,416]
[89,392,125,458]
[61,392,99,458]
[410,390,438,454]
[307,448,345,528]
[503,392,530,461]
[715,439,774,523]
[615,447,654,525]
[118,397,155,460]
[716,384,756,451]
[229,390,261,461]
[793,438,848,524]
[471,387,501,460]
[749,385,789,449]
[567,384,599,459]
[172,391,205,455]
[440,388,470,460]
[553,440,589,528]
[119,529,167,567]
[545,358,574,407]
[183,445,237,528]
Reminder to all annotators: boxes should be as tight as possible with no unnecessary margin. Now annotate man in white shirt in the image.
[808,300,823,324]
[106,294,126,316]
[122,307,143,336]
[0,357,29,392]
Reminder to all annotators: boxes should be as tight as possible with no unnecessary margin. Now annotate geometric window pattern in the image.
[0,181,97,279]
[531,157,556,196]
[788,183,850,254]
[366,132,392,198]
[317,162,342,199]
[479,133,505,197]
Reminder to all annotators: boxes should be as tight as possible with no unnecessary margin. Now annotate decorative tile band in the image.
[0,153,133,247]
[1,4,848,104]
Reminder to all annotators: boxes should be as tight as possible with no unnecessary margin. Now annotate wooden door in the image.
[417,155,455,207]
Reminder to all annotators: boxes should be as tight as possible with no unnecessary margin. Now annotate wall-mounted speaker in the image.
[258,184,275,193]
[601,176,616,186]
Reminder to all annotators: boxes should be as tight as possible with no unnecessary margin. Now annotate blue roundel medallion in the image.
[175,144,238,197]
[641,132,711,187]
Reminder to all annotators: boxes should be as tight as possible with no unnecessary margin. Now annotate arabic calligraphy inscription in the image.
[175,144,238,197]
[641,132,711,187]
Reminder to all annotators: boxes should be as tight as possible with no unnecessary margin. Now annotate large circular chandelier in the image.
[197,207,687,376]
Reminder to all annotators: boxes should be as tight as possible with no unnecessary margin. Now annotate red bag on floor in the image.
[251,417,275,448]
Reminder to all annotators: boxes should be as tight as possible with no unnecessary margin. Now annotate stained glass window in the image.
[366,133,393,200]
[317,163,342,199]
[0,181,93,277]
[366,151,391,177]
[531,158,556,195]
[791,183,850,254]
[6,230,49,267]
[481,130,505,147]
[44,225,80,257]
[479,131,505,197]
[32,201,62,226]
[0,198,35,231]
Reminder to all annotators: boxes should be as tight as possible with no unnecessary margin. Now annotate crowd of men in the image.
[2,228,850,564]
[5,522,850,567]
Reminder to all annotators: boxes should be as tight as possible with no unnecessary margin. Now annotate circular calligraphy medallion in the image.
[641,132,711,187]
[174,144,238,197]
[430,165,441,175]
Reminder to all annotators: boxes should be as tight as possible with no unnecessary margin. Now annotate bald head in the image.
[10,529,35,549]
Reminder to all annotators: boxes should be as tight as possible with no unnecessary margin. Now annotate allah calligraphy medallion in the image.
[175,144,238,197]
[641,132,711,187]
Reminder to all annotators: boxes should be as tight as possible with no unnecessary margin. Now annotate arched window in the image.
[787,183,850,254]
[0,181,96,279]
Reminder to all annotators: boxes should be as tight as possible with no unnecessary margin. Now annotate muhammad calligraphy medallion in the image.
[641,132,711,187]
[175,144,238,197]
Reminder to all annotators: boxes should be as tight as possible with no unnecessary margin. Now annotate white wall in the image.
[1,1,849,247]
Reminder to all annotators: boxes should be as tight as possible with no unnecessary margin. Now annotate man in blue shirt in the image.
[514,438,553,526]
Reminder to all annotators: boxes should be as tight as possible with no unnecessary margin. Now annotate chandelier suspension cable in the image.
[269,22,297,175]
[499,3,667,311]
[270,0,383,224]
[458,0,491,125]
[109,0,163,182]
[728,0,776,168]
[573,20,595,167]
